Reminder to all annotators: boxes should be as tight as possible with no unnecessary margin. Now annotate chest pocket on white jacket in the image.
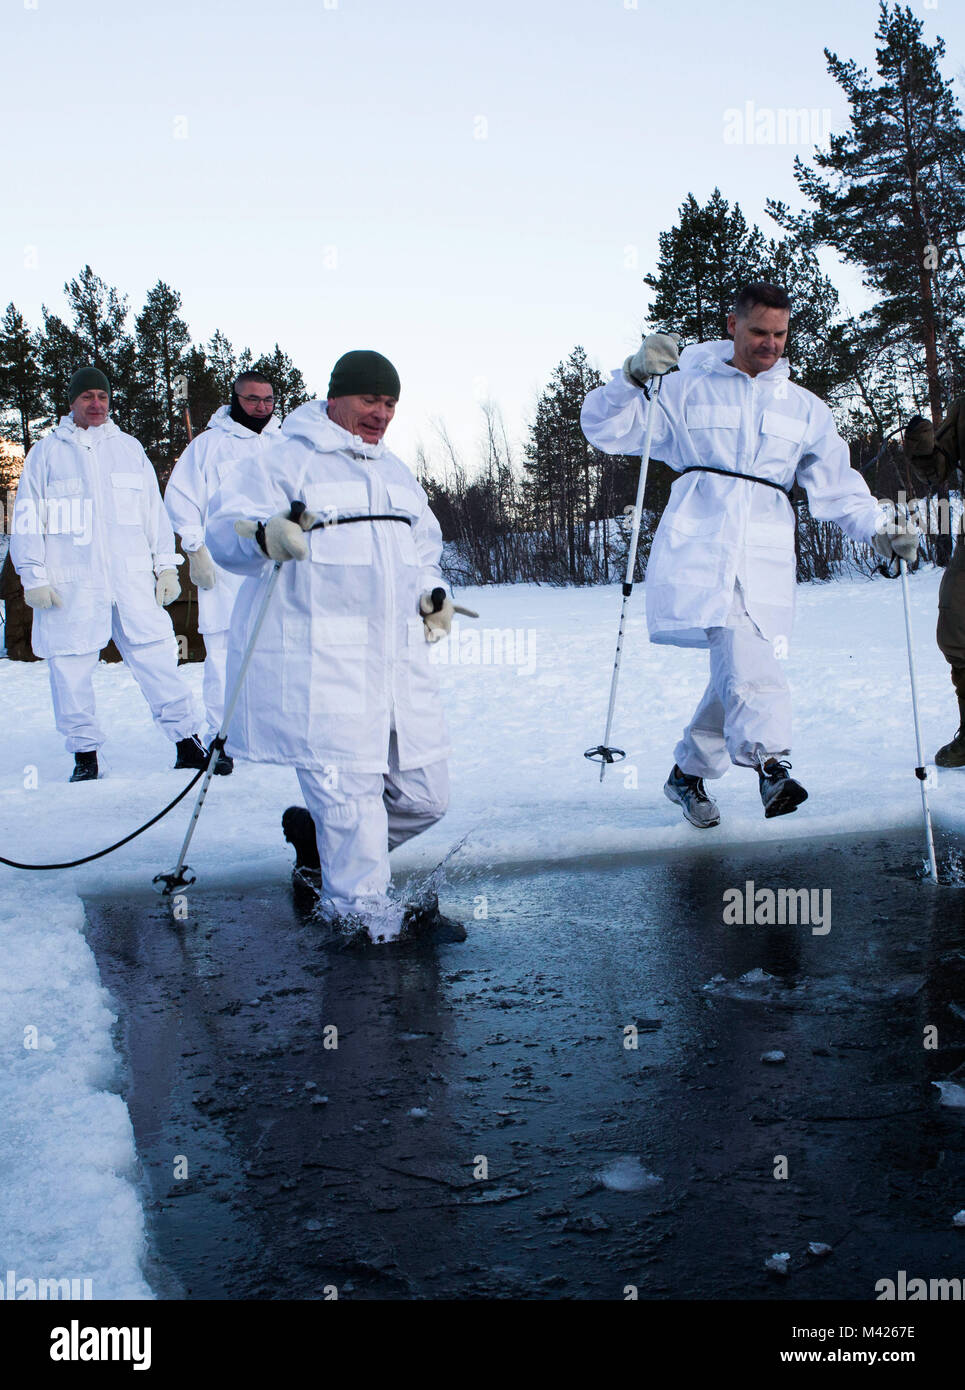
[757,410,806,468]
[685,405,740,468]
[111,471,144,525]
[386,483,422,566]
[304,482,372,565]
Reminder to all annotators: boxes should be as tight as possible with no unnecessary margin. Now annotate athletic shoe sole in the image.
[663,780,720,829]
[762,779,808,818]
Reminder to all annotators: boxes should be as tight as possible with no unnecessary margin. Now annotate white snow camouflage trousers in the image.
[295,730,449,934]
[46,606,199,753]
[674,583,792,778]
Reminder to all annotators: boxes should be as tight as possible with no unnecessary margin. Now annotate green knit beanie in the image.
[68,366,111,402]
[327,350,400,400]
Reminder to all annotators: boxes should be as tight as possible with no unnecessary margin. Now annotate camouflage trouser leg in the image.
[936,540,965,698]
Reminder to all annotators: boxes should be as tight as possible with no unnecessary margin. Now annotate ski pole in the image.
[585,375,662,781]
[898,556,939,884]
[153,507,305,894]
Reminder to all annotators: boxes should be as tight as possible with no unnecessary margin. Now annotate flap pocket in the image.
[111,471,144,489]
[48,476,83,498]
[686,405,740,430]
[748,521,794,549]
[387,483,422,521]
[761,411,806,445]
[303,481,369,525]
[314,616,369,646]
[664,508,725,537]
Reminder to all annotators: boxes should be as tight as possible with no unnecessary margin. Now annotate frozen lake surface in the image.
[83,830,965,1300]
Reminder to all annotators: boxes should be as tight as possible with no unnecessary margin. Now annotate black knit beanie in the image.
[327,350,400,400]
[68,366,111,402]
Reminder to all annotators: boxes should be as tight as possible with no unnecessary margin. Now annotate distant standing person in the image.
[903,400,965,766]
[164,371,281,773]
[10,367,208,781]
[581,283,918,827]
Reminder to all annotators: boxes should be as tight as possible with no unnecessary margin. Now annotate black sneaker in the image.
[174,735,209,771]
[69,751,99,783]
[282,806,320,872]
[758,758,808,818]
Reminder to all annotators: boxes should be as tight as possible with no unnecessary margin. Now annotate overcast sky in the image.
[4,0,963,471]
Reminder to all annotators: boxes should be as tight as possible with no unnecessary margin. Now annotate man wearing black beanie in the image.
[10,366,207,781]
[206,349,468,944]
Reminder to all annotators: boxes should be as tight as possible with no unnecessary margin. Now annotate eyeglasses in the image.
[238,394,274,405]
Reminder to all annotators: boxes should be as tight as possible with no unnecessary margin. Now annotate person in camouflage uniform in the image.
[904,398,965,766]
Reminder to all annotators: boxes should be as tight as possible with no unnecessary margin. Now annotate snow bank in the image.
[0,565,959,1293]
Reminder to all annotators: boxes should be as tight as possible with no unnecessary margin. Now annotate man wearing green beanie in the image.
[10,366,208,781]
[206,349,470,944]
[904,400,965,765]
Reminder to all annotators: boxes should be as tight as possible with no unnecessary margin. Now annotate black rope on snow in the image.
[0,768,206,871]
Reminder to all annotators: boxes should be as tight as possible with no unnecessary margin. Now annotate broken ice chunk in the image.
[808,1242,832,1256]
[761,1051,786,1064]
[932,1081,965,1108]
[765,1253,790,1275]
[595,1157,663,1192]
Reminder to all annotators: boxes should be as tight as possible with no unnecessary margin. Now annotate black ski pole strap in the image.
[0,767,206,871]
[677,465,794,500]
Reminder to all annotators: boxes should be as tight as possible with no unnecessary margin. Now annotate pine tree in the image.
[767,2,965,426]
[251,344,310,418]
[206,330,237,399]
[0,304,45,452]
[644,190,767,343]
[134,281,191,480]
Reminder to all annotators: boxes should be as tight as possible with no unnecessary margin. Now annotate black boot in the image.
[282,806,321,890]
[208,738,234,776]
[401,894,467,943]
[758,757,808,818]
[935,682,965,768]
[174,735,209,771]
[69,751,99,783]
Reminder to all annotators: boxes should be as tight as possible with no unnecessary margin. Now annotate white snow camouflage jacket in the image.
[205,401,451,774]
[581,340,884,647]
[164,405,282,635]
[10,415,181,658]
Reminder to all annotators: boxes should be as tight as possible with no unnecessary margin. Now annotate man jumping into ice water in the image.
[205,350,467,943]
[581,283,919,828]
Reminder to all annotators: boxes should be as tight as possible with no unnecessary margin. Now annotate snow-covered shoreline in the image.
[1,567,960,1297]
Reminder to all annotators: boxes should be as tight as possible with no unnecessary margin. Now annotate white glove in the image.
[24,584,63,610]
[155,569,180,606]
[419,587,480,642]
[234,506,317,562]
[872,501,921,563]
[624,332,681,386]
[187,545,216,590]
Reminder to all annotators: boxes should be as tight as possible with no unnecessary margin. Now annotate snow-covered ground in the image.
[1,566,961,1297]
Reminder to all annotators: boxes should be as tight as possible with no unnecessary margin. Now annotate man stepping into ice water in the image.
[206,350,472,942]
[581,282,919,828]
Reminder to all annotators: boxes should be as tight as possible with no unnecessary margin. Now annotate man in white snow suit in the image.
[581,283,919,827]
[205,350,464,943]
[10,367,208,782]
[164,371,282,773]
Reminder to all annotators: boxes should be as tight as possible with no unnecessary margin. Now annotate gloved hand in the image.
[234,504,317,562]
[24,584,63,610]
[903,415,935,460]
[872,501,921,563]
[187,545,216,590]
[419,587,480,642]
[155,569,180,606]
[624,332,681,387]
